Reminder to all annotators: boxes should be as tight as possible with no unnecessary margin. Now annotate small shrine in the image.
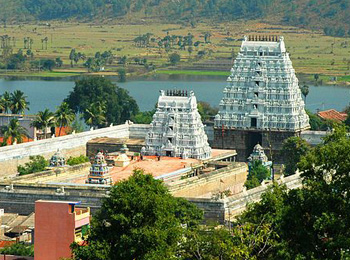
[247,144,273,179]
[86,152,112,184]
[115,144,130,167]
[50,150,65,167]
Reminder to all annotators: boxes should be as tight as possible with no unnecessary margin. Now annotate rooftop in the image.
[317,109,347,122]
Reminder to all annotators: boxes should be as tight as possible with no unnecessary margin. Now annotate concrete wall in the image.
[301,130,327,146]
[0,124,131,178]
[223,172,303,219]
[169,163,247,198]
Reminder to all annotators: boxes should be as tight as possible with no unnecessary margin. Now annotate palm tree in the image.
[0,91,11,113]
[10,90,30,114]
[31,109,55,139]
[84,101,106,129]
[1,118,28,145]
[55,102,75,136]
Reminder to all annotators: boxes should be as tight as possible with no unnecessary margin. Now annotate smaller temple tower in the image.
[248,144,273,179]
[49,150,66,167]
[145,90,211,160]
[86,152,112,184]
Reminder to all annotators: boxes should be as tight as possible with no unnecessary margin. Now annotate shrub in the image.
[0,243,34,257]
[17,155,48,176]
[67,155,90,166]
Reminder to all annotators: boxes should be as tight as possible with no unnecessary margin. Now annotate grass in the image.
[0,70,82,78]
[156,70,229,76]
[0,20,349,82]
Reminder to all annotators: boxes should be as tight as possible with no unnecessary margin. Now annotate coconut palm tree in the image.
[31,109,55,139]
[1,118,28,145]
[0,91,11,113]
[55,102,75,136]
[84,101,106,129]
[10,90,30,114]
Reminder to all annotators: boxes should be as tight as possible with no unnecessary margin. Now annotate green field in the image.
[0,21,350,82]
[156,70,229,76]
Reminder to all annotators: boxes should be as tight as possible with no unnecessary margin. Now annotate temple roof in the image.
[317,109,347,122]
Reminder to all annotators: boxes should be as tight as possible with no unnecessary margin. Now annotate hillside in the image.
[0,0,349,36]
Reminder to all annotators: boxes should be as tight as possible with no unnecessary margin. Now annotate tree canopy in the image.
[64,77,139,127]
[72,169,203,260]
[239,127,350,259]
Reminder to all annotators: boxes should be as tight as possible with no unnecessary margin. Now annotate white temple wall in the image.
[0,124,130,177]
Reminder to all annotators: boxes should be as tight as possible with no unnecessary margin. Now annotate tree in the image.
[69,49,76,67]
[84,101,107,128]
[245,161,271,190]
[17,155,48,176]
[314,73,320,82]
[169,52,181,65]
[197,101,218,122]
[65,77,139,126]
[239,127,350,259]
[71,169,203,260]
[31,109,55,139]
[10,90,29,114]
[300,84,309,102]
[55,57,63,67]
[117,68,126,82]
[282,136,310,176]
[55,102,75,136]
[131,110,156,124]
[0,118,28,145]
[0,91,11,113]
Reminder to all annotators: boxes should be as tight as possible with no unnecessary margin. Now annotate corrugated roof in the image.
[317,109,347,122]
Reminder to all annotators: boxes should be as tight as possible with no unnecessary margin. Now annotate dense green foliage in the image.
[66,155,90,166]
[2,0,350,35]
[65,77,139,128]
[245,160,271,190]
[71,169,203,259]
[0,243,34,257]
[197,101,218,122]
[239,127,350,259]
[17,155,48,175]
[282,136,310,176]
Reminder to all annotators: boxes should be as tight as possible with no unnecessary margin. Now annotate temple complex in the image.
[144,90,211,160]
[214,35,309,162]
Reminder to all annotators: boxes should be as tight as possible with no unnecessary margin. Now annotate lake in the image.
[0,77,349,113]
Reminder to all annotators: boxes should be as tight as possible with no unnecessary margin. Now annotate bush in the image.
[17,155,48,176]
[0,243,34,257]
[67,155,90,166]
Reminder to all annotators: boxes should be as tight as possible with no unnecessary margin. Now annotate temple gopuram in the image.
[214,35,309,162]
[86,152,112,185]
[144,90,211,160]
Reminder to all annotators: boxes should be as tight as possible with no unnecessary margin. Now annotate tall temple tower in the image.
[214,35,309,162]
[144,90,211,160]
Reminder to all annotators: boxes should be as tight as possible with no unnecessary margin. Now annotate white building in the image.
[144,90,211,160]
[214,35,309,131]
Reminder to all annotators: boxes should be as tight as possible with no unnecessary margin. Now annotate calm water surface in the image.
[0,78,349,113]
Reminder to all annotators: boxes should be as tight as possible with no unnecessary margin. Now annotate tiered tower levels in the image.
[145,90,211,160]
[214,36,309,131]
